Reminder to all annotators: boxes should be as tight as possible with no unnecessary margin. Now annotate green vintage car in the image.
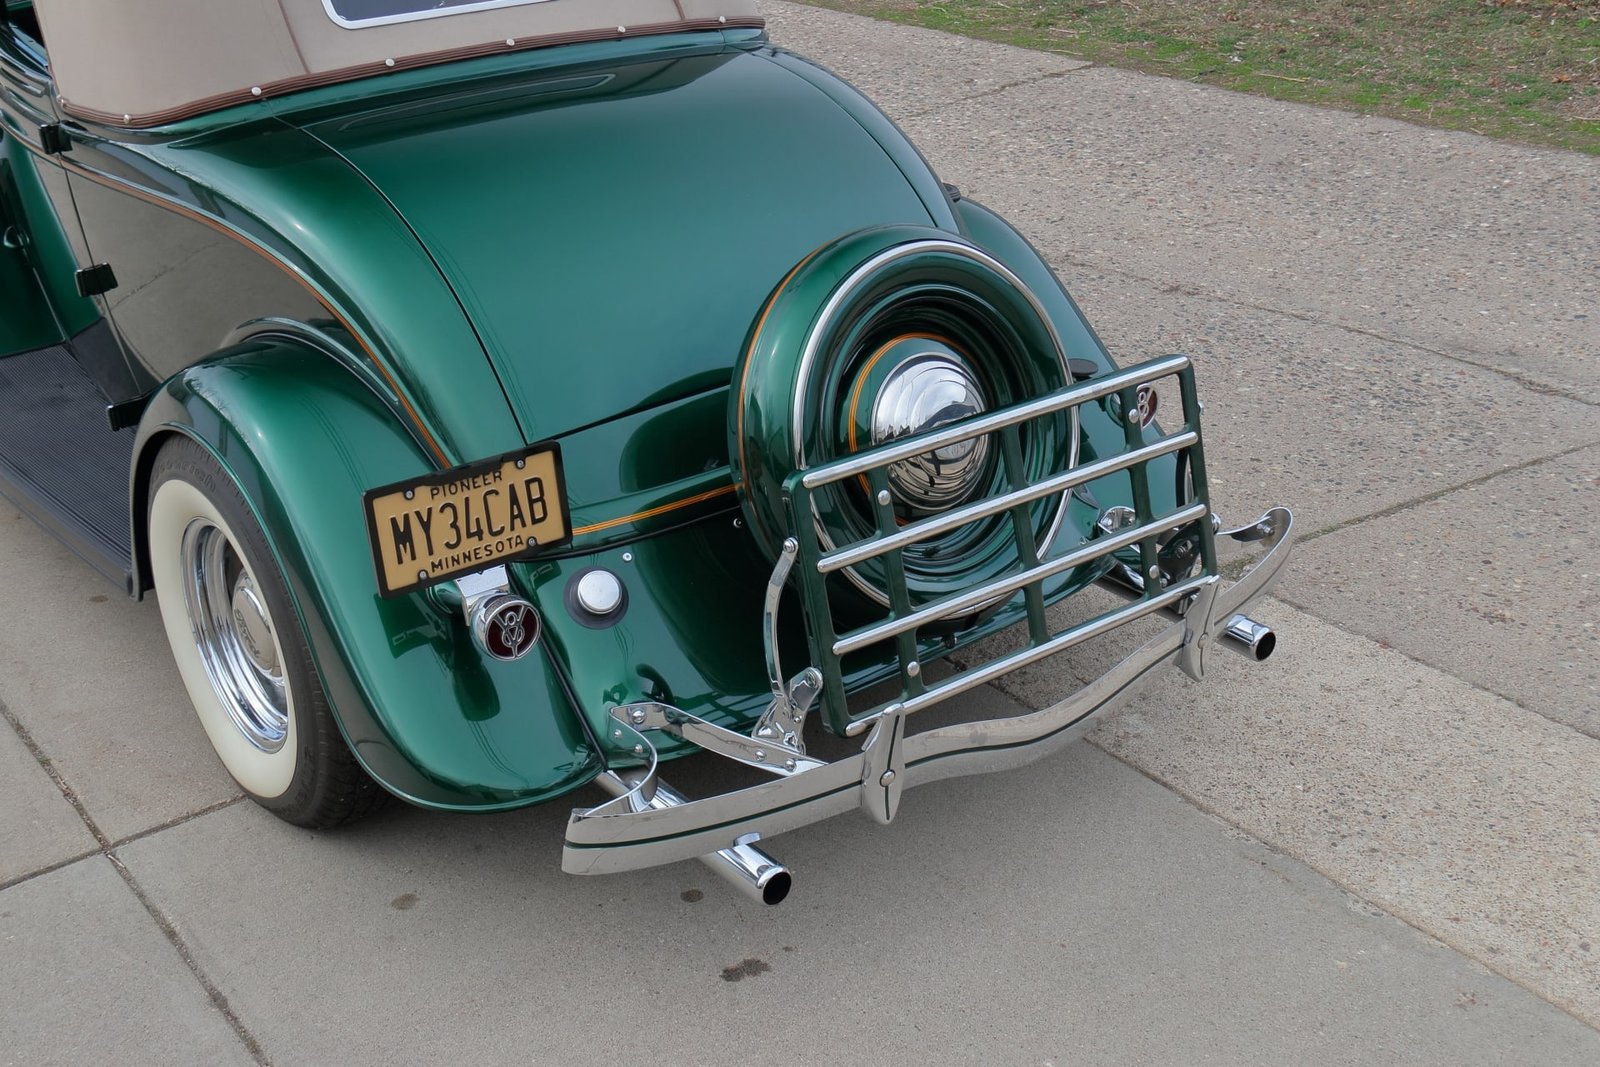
[0,0,1293,902]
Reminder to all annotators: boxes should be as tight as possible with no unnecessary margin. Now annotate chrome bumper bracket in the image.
[859,707,907,825]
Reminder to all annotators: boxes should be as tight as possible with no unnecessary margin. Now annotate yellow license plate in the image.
[364,444,569,597]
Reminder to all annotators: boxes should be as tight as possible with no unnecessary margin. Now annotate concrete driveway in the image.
[3,4,1597,1063]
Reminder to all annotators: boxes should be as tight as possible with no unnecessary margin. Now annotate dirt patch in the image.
[720,958,772,982]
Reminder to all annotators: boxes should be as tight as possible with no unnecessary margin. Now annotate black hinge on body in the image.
[39,123,70,155]
[105,393,150,432]
[74,262,117,297]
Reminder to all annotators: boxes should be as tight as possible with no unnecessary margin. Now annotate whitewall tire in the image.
[148,437,385,827]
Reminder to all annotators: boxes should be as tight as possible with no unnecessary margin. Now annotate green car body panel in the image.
[3,23,1184,809]
[62,118,521,468]
[298,43,943,443]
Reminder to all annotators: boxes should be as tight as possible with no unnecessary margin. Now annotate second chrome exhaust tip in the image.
[1096,568,1278,663]
[1221,614,1276,661]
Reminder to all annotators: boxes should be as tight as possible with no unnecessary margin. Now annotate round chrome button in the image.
[575,569,623,615]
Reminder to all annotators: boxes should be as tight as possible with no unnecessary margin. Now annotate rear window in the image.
[322,0,552,28]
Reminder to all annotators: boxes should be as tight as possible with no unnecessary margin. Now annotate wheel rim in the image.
[180,517,289,753]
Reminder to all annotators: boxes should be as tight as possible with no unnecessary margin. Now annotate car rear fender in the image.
[130,338,601,810]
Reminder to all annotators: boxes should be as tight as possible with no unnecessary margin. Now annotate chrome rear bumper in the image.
[561,505,1294,883]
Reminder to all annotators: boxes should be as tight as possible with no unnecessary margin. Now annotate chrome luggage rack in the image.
[563,355,1295,903]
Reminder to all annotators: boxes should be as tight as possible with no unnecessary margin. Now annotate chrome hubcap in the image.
[181,519,288,753]
[870,352,992,515]
[230,574,278,676]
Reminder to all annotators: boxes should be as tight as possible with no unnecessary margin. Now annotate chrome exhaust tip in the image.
[1096,571,1277,663]
[706,837,792,906]
[1222,614,1276,661]
[596,771,793,905]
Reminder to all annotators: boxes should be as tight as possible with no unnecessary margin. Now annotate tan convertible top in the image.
[36,0,763,128]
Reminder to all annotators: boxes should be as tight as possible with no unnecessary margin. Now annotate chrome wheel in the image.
[180,517,289,753]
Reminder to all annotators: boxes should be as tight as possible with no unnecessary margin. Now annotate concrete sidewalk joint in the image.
[1213,437,1600,591]
[0,695,269,1066]
[1087,730,1600,1034]
[1292,438,1600,547]
[0,844,100,893]
[1051,253,1600,410]
[899,63,1098,120]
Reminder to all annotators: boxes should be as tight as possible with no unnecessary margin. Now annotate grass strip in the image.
[802,0,1600,154]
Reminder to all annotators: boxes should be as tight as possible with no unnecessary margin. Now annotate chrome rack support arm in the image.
[754,667,823,755]
[612,703,825,777]
[755,536,823,754]
[763,537,800,708]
